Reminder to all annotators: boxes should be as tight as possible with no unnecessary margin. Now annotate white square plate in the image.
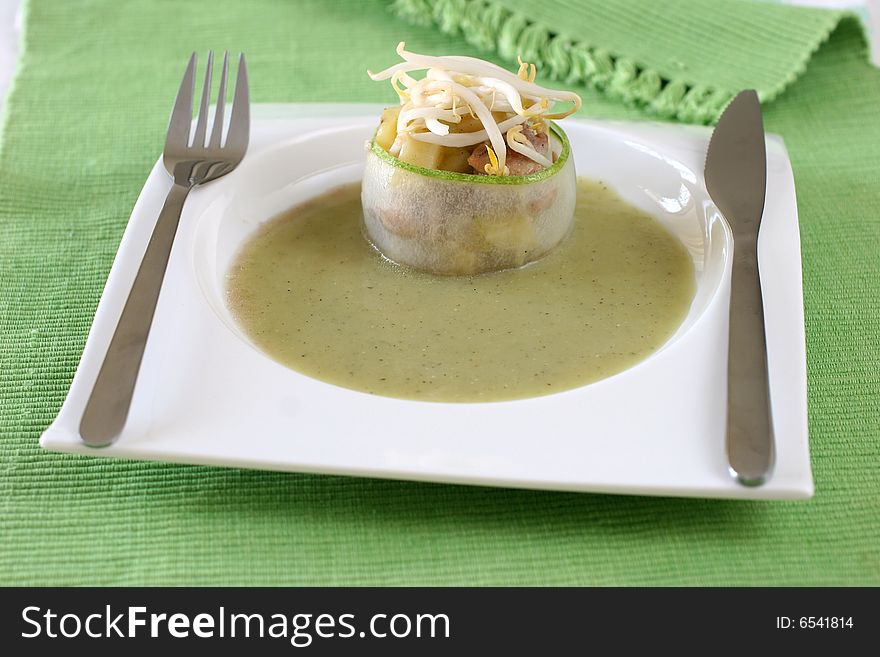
[41,103,812,500]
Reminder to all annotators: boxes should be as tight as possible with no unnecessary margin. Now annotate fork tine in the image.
[209,52,229,149]
[164,53,196,151]
[192,51,214,148]
[225,53,250,154]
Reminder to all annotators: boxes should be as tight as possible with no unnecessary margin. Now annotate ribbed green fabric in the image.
[393,0,844,122]
[0,0,878,585]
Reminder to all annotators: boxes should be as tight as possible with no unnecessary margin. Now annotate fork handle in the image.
[80,182,191,446]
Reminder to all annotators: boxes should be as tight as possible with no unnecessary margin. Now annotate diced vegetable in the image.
[438,146,473,173]
[375,106,400,152]
[397,136,444,170]
[475,213,535,253]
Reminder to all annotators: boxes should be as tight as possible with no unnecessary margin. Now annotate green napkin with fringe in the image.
[1,0,878,585]
[392,0,844,122]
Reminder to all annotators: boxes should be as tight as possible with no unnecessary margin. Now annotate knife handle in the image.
[726,231,775,485]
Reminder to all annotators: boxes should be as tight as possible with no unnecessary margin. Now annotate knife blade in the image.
[704,89,774,486]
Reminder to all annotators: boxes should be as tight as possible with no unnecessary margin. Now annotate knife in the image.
[704,89,774,486]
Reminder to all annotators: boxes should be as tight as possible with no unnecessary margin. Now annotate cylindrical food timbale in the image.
[362,123,576,276]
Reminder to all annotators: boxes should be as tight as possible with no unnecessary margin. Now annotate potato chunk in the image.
[438,146,473,173]
[374,106,401,152]
[397,135,444,170]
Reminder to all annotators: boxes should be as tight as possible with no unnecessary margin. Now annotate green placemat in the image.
[392,0,843,122]
[1,0,878,585]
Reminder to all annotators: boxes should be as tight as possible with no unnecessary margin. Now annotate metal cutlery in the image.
[704,89,774,486]
[79,51,250,447]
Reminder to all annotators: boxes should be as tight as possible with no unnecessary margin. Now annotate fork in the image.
[79,51,249,446]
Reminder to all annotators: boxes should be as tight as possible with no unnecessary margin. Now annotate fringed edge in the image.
[391,0,733,124]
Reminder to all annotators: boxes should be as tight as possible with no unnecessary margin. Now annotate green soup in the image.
[226,179,695,402]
